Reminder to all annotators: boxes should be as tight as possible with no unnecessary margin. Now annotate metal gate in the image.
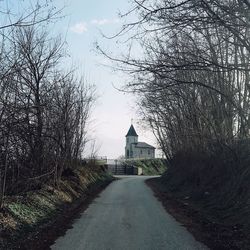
[107,164,134,175]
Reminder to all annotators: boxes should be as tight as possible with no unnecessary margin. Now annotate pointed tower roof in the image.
[126,124,138,137]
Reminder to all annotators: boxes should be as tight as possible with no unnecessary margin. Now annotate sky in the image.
[6,0,159,159]
[55,0,159,159]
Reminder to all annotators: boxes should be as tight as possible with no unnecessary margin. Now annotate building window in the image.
[140,149,142,154]
[148,149,150,155]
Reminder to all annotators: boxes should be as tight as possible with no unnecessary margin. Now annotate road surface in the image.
[51,176,208,250]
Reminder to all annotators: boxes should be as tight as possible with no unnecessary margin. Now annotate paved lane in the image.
[51,176,208,250]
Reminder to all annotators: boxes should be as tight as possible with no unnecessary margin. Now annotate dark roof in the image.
[126,125,138,137]
[132,142,155,149]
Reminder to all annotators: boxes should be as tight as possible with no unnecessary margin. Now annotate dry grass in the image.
[0,165,113,249]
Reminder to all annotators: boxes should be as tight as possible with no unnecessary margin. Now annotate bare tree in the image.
[0,25,96,206]
[98,0,250,158]
[0,0,62,30]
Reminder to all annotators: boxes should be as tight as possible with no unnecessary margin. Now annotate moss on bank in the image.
[123,158,168,175]
[0,165,113,249]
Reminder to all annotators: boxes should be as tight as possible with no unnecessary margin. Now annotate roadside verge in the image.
[146,177,249,250]
[0,165,114,250]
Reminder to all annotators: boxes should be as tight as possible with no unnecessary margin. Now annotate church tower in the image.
[125,124,138,158]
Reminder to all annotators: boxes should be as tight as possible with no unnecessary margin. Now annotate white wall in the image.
[131,144,155,159]
[125,135,138,158]
[125,135,155,159]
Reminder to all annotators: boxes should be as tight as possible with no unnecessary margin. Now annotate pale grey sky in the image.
[54,0,158,158]
[4,0,157,158]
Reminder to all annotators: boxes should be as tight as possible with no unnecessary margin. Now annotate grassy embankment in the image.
[123,158,167,175]
[149,145,250,249]
[0,164,113,249]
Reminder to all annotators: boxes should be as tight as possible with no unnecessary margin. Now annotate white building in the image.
[125,124,155,159]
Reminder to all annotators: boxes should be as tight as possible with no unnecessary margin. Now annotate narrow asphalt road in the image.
[51,176,208,250]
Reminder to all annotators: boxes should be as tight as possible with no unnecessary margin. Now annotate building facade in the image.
[125,125,155,159]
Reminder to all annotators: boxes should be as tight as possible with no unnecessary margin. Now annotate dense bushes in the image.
[162,141,250,226]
